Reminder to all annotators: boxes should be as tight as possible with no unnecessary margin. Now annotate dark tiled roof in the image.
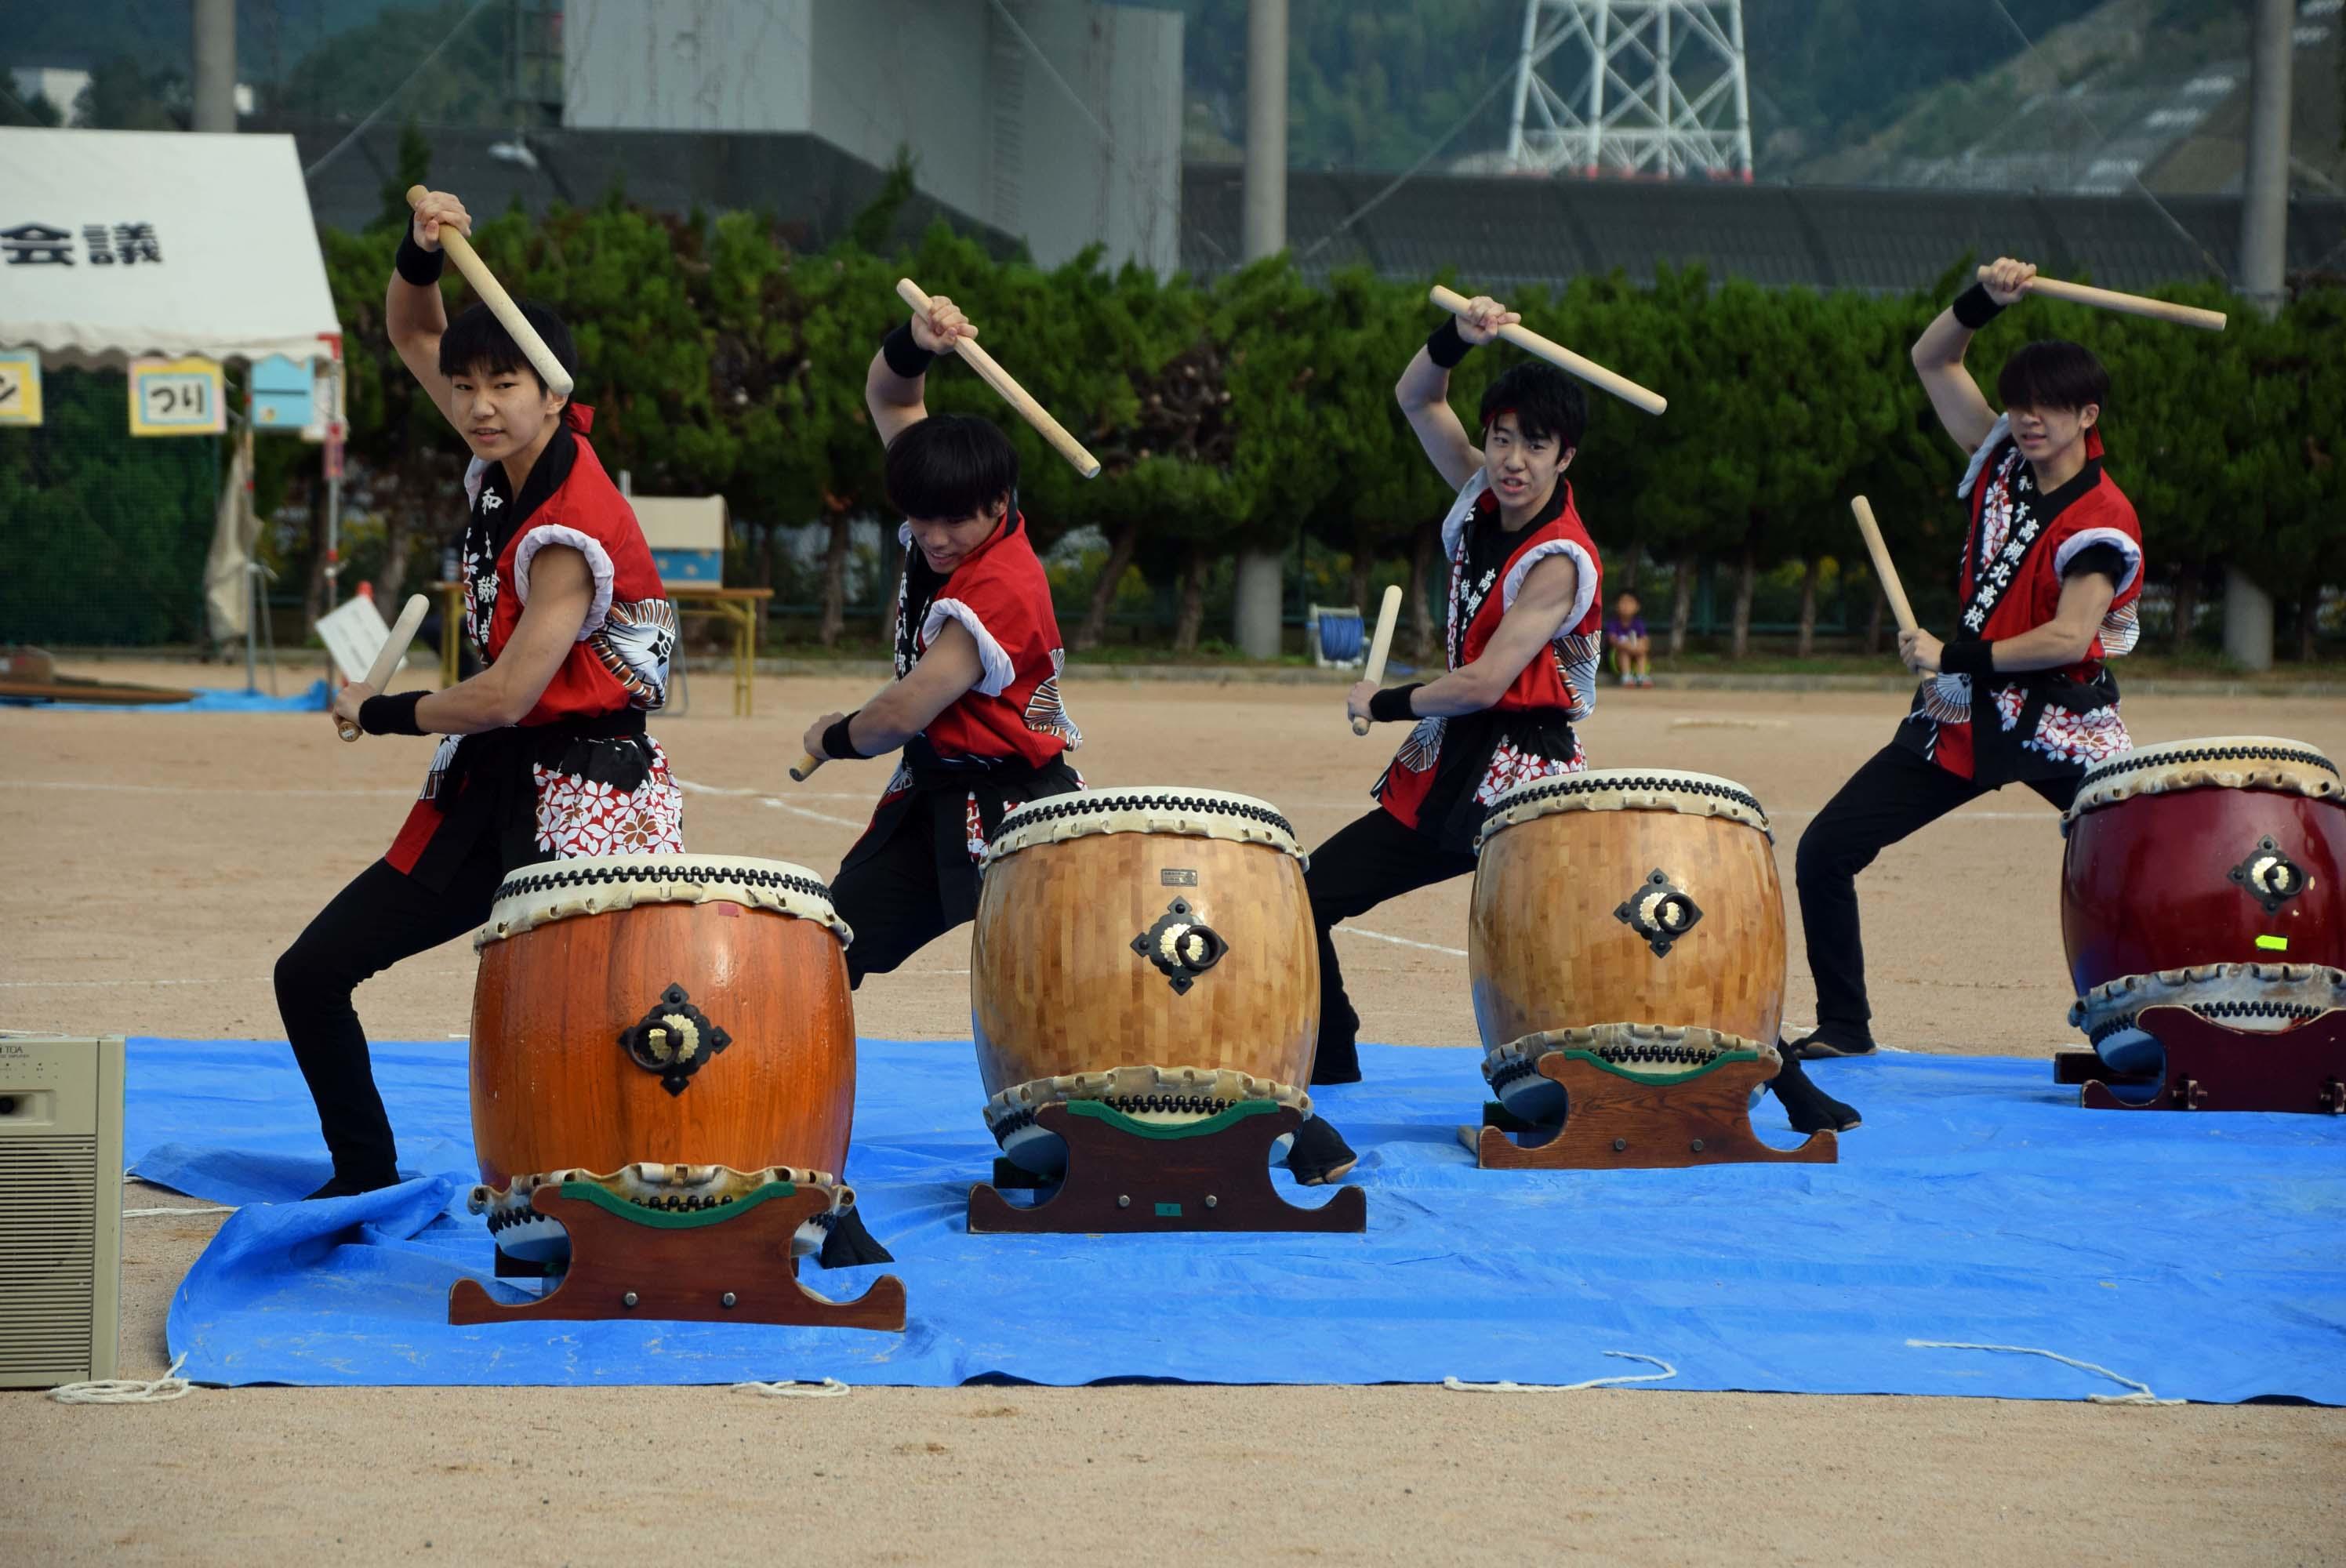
[263,117,1021,256]
[1183,165,2346,292]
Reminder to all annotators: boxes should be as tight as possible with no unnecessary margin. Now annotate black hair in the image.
[1997,339,2110,419]
[1479,361,1587,453]
[884,414,1020,521]
[438,299,579,393]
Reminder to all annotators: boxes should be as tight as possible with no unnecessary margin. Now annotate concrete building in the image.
[561,0,1183,274]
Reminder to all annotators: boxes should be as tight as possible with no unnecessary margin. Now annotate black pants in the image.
[830,805,970,989]
[1795,742,2074,1044]
[274,838,507,1184]
[1303,808,1478,1079]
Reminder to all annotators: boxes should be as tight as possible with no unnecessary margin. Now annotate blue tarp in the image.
[128,1037,2346,1399]
[13,678,332,713]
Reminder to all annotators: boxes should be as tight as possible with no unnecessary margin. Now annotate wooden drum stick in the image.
[1351,586,1406,737]
[789,752,825,783]
[1848,497,1919,639]
[895,278,1101,477]
[1981,267,2228,333]
[1429,285,1668,416]
[407,186,576,397]
[338,593,430,742]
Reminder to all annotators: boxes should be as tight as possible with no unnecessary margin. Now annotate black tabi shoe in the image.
[1284,1115,1359,1186]
[1770,1054,1861,1134]
[813,1205,895,1269]
[1785,1026,1878,1060]
[302,1171,401,1201]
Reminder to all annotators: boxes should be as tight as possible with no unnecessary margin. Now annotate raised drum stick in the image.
[407,186,576,397]
[1977,267,2227,333]
[895,278,1101,477]
[789,752,824,783]
[337,593,430,742]
[1429,285,1668,416]
[1351,585,1405,737]
[1848,497,1919,639]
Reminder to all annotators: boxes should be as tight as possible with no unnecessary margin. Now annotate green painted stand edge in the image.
[1062,1097,1281,1141]
[1557,1047,1762,1085]
[552,1178,799,1229]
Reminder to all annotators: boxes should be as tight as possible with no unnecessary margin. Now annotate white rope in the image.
[49,1353,195,1405]
[734,1377,851,1399]
[1444,1352,1678,1393]
[1906,1339,2184,1405]
[124,1204,237,1218]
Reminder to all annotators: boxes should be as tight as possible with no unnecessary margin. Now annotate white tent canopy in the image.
[0,129,341,367]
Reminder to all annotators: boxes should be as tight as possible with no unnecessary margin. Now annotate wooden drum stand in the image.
[1463,1044,1837,1171]
[2054,1004,2346,1113]
[968,1100,1366,1235]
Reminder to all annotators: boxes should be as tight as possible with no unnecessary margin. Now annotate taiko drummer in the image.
[278,188,682,1199]
[1792,257,2144,1070]
[795,293,1084,986]
[1316,296,1609,1083]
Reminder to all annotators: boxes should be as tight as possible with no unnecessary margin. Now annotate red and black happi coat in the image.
[385,407,684,888]
[1898,415,2144,787]
[840,507,1083,919]
[1375,469,1604,852]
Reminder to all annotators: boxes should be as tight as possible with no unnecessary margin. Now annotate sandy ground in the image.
[4,662,2344,1566]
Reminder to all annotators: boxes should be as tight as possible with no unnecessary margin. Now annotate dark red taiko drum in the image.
[2060,737,2345,1067]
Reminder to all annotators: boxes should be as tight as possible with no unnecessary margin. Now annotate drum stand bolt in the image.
[721,1292,738,1309]
[1689,1138,1705,1153]
[1117,1194,1131,1208]
[1204,1195,1218,1208]
[622,1291,640,1309]
[1611,1138,1628,1152]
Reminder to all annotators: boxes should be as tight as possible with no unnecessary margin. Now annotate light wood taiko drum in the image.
[1471,769,1786,1120]
[470,855,858,1199]
[971,787,1317,1173]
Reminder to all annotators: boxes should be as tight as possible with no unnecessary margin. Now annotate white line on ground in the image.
[1335,926,1468,956]
[757,797,866,829]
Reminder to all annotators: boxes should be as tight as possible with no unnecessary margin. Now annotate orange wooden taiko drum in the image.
[971,787,1317,1173]
[467,854,859,1259]
[1471,769,1787,1121]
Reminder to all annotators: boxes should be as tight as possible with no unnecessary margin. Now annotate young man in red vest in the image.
[1321,298,1602,1069]
[798,293,1084,985]
[1792,256,2144,1079]
[281,189,682,1198]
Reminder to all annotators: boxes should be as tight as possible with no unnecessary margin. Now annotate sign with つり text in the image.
[0,349,41,426]
[128,356,225,436]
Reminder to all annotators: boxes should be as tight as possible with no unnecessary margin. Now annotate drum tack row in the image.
[448,738,2344,1330]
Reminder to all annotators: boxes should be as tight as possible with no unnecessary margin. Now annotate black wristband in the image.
[394,229,446,288]
[1939,639,1996,677]
[1426,318,1473,370]
[1952,282,2006,331]
[1367,684,1422,724]
[358,691,427,736]
[881,322,935,380]
[822,712,868,761]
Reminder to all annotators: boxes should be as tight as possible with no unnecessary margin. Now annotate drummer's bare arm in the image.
[1394,554,1578,720]
[866,295,978,449]
[802,619,985,760]
[1899,571,2115,676]
[411,547,594,733]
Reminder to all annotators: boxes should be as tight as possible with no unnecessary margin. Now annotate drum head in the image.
[2065,736,2341,828]
[986,786,1304,865]
[1476,768,1770,852]
[477,853,850,948]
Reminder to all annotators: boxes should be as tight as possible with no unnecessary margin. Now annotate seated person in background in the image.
[1605,591,1652,688]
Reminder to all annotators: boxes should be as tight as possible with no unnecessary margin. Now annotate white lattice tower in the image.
[1503,0,1753,180]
